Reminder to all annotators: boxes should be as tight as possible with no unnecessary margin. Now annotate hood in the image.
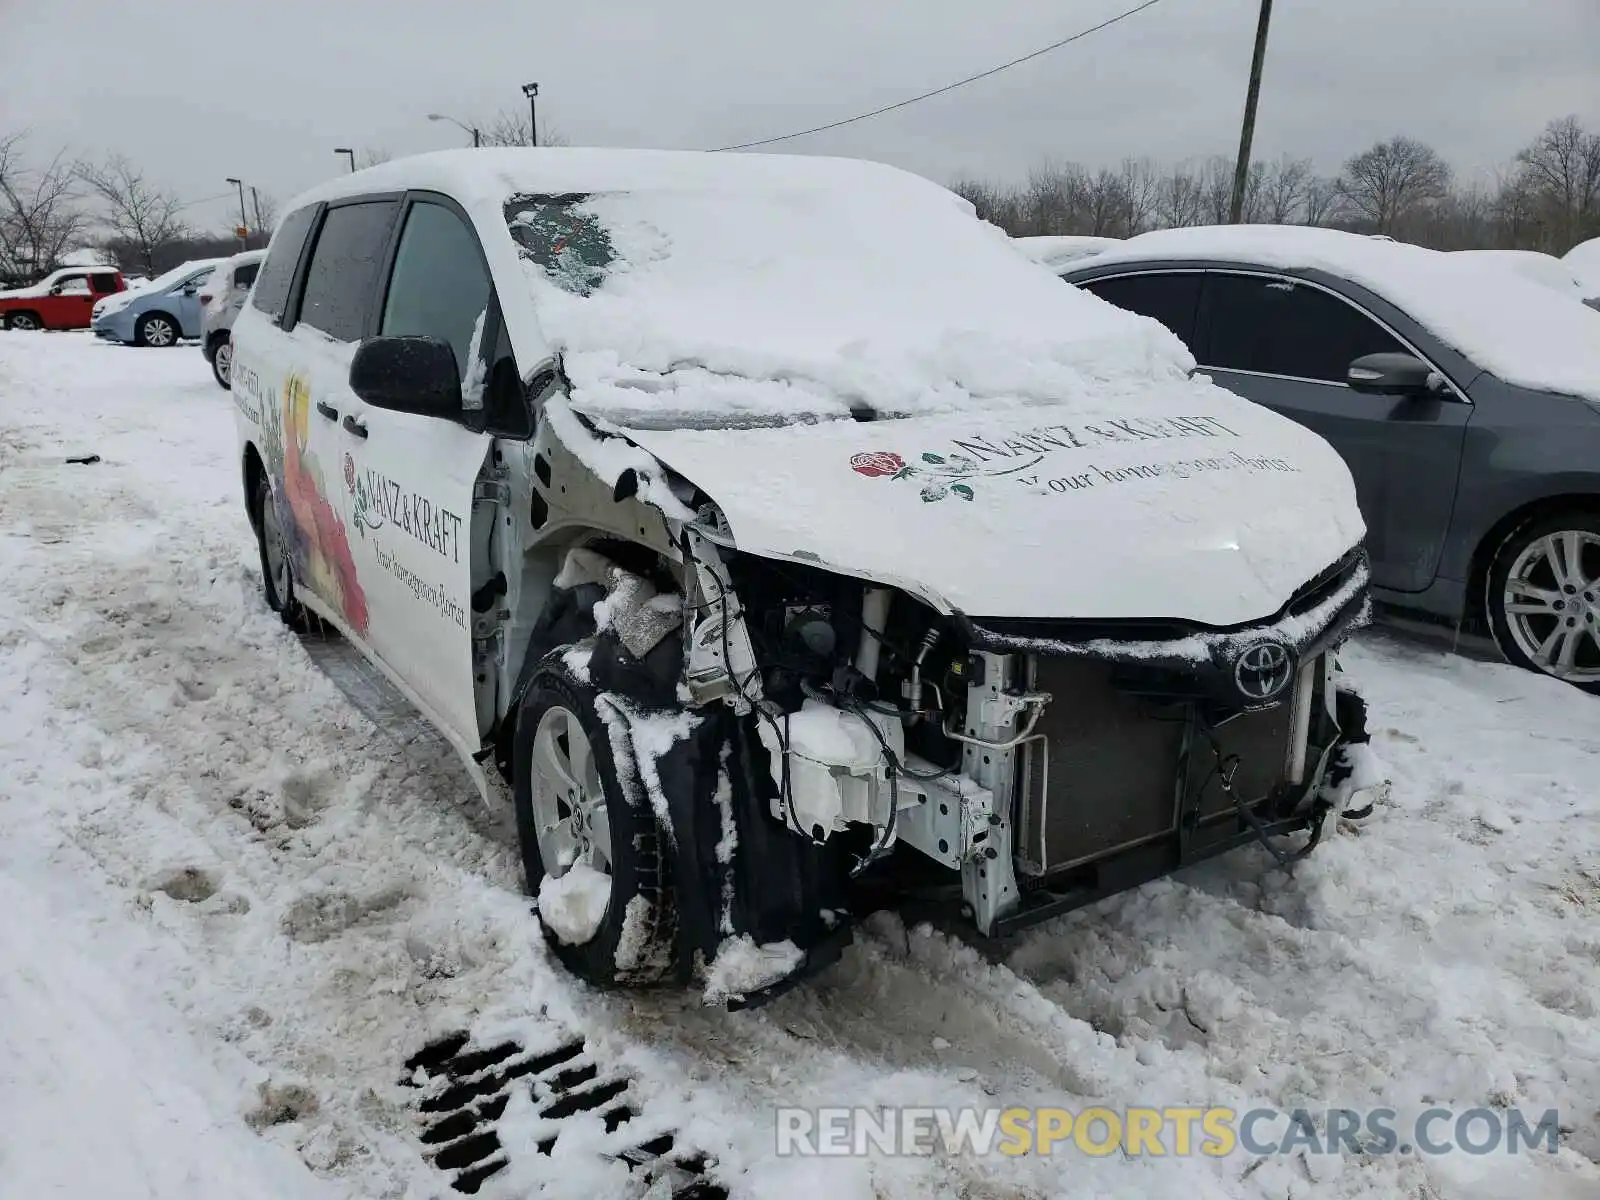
[618,379,1366,627]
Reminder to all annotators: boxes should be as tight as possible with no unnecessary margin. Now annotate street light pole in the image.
[1228,0,1274,224]
[334,147,356,173]
[427,113,481,147]
[225,177,248,249]
[522,81,540,146]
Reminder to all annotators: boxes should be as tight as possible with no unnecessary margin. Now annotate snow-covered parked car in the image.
[91,258,223,347]
[198,249,265,389]
[1057,225,1600,694]
[229,149,1385,1004]
[1563,235,1600,310]
[1012,234,1122,271]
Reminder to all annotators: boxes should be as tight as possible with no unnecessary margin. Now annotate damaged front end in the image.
[544,507,1387,1007]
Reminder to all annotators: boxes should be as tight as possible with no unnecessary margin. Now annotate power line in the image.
[709,0,1169,153]
[175,190,238,211]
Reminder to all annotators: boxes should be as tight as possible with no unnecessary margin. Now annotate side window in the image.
[251,204,319,323]
[56,275,90,295]
[1203,275,1404,383]
[234,261,260,288]
[296,201,399,342]
[90,273,118,294]
[379,201,492,381]
[1079,272,1203,354]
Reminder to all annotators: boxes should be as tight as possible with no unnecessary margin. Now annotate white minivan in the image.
[229,149,1385,1005]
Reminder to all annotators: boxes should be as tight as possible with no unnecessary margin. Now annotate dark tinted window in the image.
[234,261,260,288]
[296,201,398,341]
[1080,272,1203,353]
[379,201,492,380]
[1203,274,1403,382]
[251,204,318,322]
[90,273,118,293]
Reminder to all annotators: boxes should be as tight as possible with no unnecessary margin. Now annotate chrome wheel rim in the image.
[216,341,232,382]
[528,705,613,884]
[145,318,174,346]
[1503,530,1600,684]
[11,315,37,330]
[260,491,291,603]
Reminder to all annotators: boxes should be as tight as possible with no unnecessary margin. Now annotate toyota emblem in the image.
[1233,640,1294,702]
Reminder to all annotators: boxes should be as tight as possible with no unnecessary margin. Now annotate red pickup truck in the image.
[0,267,127,331]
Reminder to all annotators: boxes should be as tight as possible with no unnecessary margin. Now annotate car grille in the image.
[1016,656,1298,875]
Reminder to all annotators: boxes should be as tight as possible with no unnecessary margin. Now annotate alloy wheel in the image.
[528,705,614,883]
[1501,529,1600,685]
[215,341,232,384]
[260,490,291,604]
[143,317,175,347]
[9,314,39,331]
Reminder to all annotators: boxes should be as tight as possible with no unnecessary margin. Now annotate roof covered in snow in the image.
[1012,234,1122,269]
[1077,224,1600,403]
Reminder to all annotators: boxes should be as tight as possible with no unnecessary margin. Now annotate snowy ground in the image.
[1,330,1597,1200]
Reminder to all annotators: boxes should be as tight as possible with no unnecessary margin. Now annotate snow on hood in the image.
[619,375,1365,627]
[1564,236,1600,296]
[1085,225,1600,404]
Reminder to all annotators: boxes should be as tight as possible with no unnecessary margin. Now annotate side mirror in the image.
[48,284,63,295]
[1346,352,1441,397]
[349,335,463,420]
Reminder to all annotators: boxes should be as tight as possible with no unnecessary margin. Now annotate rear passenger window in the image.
[251,204,318,323]
[1079,273,1203,355]
[1202,275,1403,383]
[90,273,118,294]
[234,261,260,288]
[296,201,398,342]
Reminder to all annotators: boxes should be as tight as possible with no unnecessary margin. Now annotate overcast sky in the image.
[2,0,1596,233]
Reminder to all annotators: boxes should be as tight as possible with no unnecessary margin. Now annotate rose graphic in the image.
[343,452,357,494]
[850,451,906,478]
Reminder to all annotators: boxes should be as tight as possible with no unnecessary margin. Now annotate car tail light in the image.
[199,293,214,305]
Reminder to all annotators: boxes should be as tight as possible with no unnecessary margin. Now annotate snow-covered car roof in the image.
[1078,224,1600,404]
[286,148,1202,431]
[1563,236,1600,297]
[1011,235,1122,270]
[1450,248,1589,297]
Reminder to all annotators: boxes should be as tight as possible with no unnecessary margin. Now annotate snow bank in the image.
[1087,224,1600,403]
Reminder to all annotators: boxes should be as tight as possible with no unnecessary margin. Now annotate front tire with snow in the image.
[513,651,678,989]
[252,471,306,631]
[211,337,233,389]
[135,312,178,347]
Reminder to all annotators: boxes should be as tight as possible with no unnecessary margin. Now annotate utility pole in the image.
[335,147,356,173]
[522,82,540,146]
[1228,0,1274,224]
[225,177,248,250]
[250,186,265,246]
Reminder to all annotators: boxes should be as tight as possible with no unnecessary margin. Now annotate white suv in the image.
[229,149,1385,1005]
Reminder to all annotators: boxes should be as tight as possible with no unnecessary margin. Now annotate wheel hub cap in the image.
[1503,530,1600,683]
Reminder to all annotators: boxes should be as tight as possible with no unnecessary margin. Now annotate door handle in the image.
[315,401,339,421]
[343,414,369,439]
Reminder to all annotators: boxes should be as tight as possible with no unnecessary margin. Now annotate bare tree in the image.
[76,154,187,275]
[1120,157,1161,235]
[1259,155,1314,224]
[1512,115,1600,250]
[1156,162,1205,228]
[0,132,87,280]
[1301,175,1341,226]
[479,108,568,149]
[1336,136,1452,234]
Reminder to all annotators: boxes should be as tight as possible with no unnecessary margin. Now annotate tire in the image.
[252,471,306,630]
[135,312,178,347]
[513,651,678,989]
[211,337,233,389]
[5,311,41,331]
[1485,510,1600,694]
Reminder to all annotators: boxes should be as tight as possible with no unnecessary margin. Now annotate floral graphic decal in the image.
[849,448,1044,502]
[343,452,357,494]
[280,374,369,635]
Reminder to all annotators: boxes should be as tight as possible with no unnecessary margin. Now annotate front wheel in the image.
[1485,511,1600,694]
[252,472,306,630]
[211,338,233,389]
[136,312,177,347]
[513,651,678,989]
[5,312,41,331]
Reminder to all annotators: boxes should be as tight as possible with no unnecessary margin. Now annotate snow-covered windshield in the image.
[502,186,1193,431]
